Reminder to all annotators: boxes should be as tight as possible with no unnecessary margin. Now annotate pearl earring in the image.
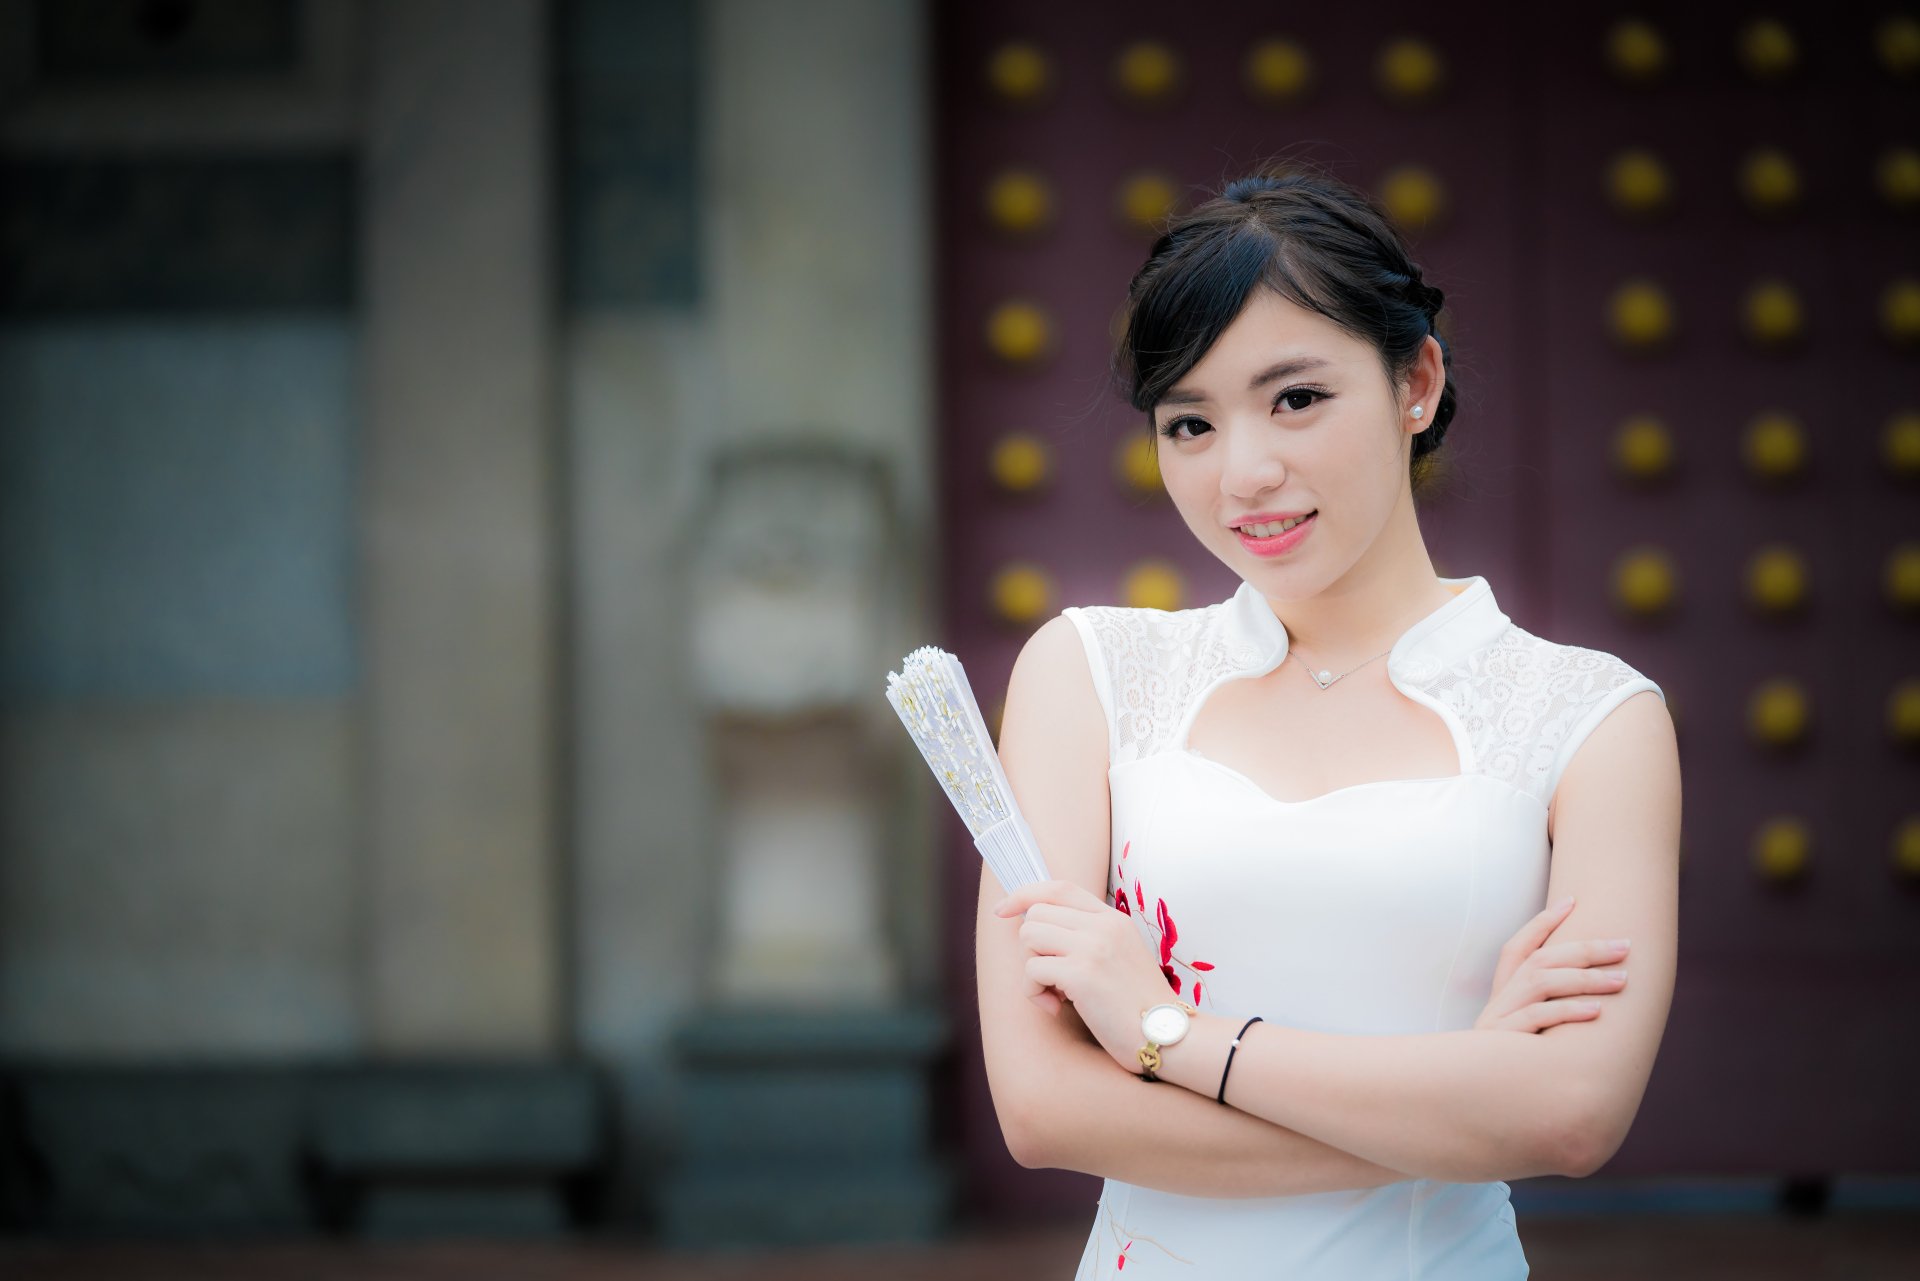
[1410,406,1424,419]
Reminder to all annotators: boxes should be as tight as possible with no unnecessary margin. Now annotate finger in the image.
[1483,995,1603,1034]
[1529,964,1629,999]
[998,881,1105,918]
[1037,879,1106,912]
[1512,997,1603,1032]
[994,878,1076,917]
[1498,967,1615,1021]
[1017,919,1079,956]
[1494,896,1578,989]
[1025,901,1100,927]
[1023,977,1064,1015]
[1017,902,1065,926]
[1481,956,1622,1029]
[998,887,1059,918]
[1025,953,1069,992]
[1536,937,1632,969]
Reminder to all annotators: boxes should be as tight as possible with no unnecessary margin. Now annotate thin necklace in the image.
[1287,646,1393,690]
[1280,576,1457,689]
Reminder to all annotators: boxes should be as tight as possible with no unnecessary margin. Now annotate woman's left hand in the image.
[994,878,1175,1076]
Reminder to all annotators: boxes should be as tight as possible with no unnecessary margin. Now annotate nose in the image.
[1219,420,1288,500]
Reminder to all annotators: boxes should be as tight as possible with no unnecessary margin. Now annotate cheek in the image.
[1157,458,1220,529]
[1313,422,1398,498]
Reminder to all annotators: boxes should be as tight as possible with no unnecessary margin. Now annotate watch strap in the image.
[1136,1000,1198,1082]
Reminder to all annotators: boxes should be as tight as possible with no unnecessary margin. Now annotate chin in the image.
[1241,548,1337,594]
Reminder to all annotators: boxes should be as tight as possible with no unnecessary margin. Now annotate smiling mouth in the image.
[1233,511,1317,537]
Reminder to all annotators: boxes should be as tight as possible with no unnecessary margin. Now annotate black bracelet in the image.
[1217,1016,1263,1105]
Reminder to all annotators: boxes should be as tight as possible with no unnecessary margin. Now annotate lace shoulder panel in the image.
[1435,623,1665,809]
[1058,601,1239,767]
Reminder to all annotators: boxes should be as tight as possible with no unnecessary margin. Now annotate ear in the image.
[1405,335,1445,430]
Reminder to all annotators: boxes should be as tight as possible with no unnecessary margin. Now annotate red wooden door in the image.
[931,0,1919,1224]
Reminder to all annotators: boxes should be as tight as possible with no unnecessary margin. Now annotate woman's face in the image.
[1147,287,1428,597]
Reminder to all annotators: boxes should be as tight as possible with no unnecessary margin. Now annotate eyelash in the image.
[1157,386,1332,441]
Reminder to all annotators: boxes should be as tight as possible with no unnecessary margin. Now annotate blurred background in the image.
[1,0,1918,1276]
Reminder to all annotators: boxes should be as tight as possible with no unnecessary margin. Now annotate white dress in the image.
[1058,573,1664,1280]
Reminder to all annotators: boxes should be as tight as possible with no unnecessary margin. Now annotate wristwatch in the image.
[1136,1000,1198,1081]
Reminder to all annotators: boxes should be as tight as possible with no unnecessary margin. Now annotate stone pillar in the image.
[655,1,956,1246]
[689,442,903,1007]
[360,0,561,1055]
[698,0,936,1002]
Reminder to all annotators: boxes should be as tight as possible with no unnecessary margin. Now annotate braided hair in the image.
[1113,163,1456,494]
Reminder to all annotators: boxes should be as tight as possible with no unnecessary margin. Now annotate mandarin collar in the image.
[1218,574,1510,685]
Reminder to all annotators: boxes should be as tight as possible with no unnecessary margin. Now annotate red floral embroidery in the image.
[1117,1239,1133,1269]
[1156,898,1186,993]
[1113,834,1219,1008]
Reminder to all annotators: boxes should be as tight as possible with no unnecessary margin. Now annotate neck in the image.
[1261,559,1458,668]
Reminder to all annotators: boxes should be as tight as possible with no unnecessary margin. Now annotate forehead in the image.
[1161,290,1364,404]
[1205,289,1354,362]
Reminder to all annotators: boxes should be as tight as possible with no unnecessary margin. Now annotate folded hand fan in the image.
[884,646,1050,893]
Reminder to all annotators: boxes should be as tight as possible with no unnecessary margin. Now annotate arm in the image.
[980,863,1415,1194]
[976,615,1420,1195]
[1146,689,1683,1183]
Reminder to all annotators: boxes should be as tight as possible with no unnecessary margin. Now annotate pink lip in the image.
[1234,511,1317,557]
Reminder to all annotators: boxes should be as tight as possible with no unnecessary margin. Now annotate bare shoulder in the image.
[1001,613,1107,780]
[1011,611,1087,677]
[1504,623,1674,835]
[1008,614,1096,702]
[1548,683,1678,843]
[1558,682,1676,776]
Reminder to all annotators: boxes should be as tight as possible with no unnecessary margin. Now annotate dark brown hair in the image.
[1112,163,1456,495]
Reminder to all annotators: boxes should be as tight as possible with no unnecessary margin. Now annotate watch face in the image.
[1142,1003,1189,1045]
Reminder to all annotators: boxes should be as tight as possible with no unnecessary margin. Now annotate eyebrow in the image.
[1159,355,1334,407]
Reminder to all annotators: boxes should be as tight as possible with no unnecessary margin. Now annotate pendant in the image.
[1314,669,1334,688]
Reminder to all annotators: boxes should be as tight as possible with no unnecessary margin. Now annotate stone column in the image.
[360,0,561,1054]
[699,0,936,1001]
[656,1,955,1246]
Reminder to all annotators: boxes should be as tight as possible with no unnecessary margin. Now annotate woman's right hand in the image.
[1473,896,1631,1034]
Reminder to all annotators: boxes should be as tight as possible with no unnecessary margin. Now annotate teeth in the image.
[1241,513,1312,538]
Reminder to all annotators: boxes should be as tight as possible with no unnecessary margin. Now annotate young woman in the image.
[975,166,1681,1278]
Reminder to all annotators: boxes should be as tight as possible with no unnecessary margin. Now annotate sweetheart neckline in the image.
[1173,746,1470,808]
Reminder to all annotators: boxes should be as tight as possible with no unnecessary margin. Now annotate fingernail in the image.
[994,899,1009,915]
[1608,937,1631,950]
[1552,896,1575,911]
